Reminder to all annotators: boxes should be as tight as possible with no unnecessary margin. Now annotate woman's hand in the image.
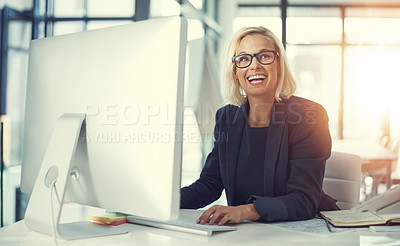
[197,204,260,226]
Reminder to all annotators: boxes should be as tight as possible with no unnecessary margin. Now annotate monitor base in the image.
[24,113,128,239]
[59,221,128,240]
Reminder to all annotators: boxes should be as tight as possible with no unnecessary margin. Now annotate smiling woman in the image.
[180,26,338,226]
[233,34,280,117]
[224,26,296,107]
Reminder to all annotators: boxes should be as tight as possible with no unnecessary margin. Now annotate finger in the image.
[208,210,222,225]
[197,207,217,224]
[205,207,222,224]
[197,212,207,224]
[197,209,212,224]
[213,215,223,225]
[209,207,229,225]
[218,214,231,226]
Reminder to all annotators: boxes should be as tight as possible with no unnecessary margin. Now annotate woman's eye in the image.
[260,54,271,59]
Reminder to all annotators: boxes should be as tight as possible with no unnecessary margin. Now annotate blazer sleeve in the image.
[180,108,225,209]
[249,103,332,222]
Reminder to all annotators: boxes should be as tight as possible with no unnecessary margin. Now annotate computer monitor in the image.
[20,16,187,239]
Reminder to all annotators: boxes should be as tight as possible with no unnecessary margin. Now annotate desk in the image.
[332,140,398,190]
[1,204,400,246]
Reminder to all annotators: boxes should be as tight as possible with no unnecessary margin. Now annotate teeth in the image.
[248,75,266,81]
[251,80,263,85]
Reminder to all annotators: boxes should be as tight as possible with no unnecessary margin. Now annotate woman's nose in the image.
[249,57,262,69]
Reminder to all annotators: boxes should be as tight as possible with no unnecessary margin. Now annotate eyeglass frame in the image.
[232,50,278,69]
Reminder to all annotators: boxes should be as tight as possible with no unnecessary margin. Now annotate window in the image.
[87,0,135,17]
[235,4,400,141]
[150,0,180,18]
[287,7,342,138]
[286,45,341,135]
[5,21,31,167]
[53,22,85,36]
[344,8,400,140]
[234,7,282,39]
[54,0,85,17]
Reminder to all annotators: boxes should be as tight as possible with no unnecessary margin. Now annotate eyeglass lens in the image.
[233,51,276,68]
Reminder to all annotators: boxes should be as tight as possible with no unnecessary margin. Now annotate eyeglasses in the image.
[232,50,277,69]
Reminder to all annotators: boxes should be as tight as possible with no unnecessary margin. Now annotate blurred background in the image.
[1,0,400,227]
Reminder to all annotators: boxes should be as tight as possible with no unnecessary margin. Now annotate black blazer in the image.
[181,96,338,222]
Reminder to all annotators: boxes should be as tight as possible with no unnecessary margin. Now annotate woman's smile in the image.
[247,74,267,85]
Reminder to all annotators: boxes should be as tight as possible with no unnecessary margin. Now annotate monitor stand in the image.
[24,113,128,239]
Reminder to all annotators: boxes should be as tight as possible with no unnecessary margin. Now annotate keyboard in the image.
[126,209,237,236]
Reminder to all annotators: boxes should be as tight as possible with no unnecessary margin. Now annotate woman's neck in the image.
[247,98,274,127]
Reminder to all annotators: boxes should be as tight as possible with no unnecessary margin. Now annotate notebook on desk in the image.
[126,209,237,236]
[320,210,400,227]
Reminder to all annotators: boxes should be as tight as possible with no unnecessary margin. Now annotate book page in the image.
[378,213,400,223]
[320,210,385,226]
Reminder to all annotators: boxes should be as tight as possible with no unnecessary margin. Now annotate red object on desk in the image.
[92,219,127,226]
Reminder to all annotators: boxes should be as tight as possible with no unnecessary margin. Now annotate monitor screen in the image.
[21,16,187,232]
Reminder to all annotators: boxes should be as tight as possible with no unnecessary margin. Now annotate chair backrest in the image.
[322,151,362,210]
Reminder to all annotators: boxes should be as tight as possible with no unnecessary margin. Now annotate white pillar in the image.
[217,0,237,49]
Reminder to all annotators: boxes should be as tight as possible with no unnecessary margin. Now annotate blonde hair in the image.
[222,26,296,106]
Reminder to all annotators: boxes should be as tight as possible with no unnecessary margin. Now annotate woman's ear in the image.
[233,69,238,80]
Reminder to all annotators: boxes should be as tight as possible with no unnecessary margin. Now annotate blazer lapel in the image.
[263,100,288,196]
[225,104,247,204]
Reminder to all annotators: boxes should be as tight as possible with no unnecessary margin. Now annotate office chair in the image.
[322,151,362,210]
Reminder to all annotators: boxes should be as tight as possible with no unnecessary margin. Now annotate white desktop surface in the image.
[1,204,400,246]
